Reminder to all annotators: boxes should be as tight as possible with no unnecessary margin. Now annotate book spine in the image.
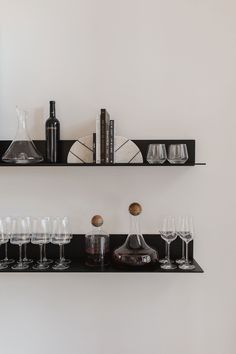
[96,117,100,163]
[109,120,114,163]
[93,133,96,163]
[105,116,110,164]
[100,110,106,164]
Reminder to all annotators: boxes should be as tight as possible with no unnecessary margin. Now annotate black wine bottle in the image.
[46,101,60,162]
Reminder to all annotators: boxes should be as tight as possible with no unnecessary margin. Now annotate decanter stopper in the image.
[91,215,103,227]
[129,202,142,216]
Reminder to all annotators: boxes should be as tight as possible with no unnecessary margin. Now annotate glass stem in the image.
[39,244,43,264]
[59,244,63,264]
[165,242,168,258]
[4,243,8,261]
[185,242,189,264]
[167,242,170,263]
[19,245,22,264]
[43,244,47,261]
[62,244,65,260]
[182,240,185,258]
[24,243,27,259]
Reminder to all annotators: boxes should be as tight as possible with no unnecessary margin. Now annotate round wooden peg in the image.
[129,202,142,216]
[91,215,103,227]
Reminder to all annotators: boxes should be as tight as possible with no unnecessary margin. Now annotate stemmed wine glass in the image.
[10,217,31,270]
[31,218,51,270]
[0,217,14,265]
[51,217,72,271]
[178,216,195,270]
[0,219,10,270]
[53,217,72,266]
[159,216,177,270]
[175,217,186,265]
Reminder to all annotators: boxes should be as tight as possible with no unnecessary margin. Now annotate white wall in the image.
[0,1,235,353]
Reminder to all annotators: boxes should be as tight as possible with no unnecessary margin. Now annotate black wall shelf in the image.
[0,235,203,273]
[0,140,206,166]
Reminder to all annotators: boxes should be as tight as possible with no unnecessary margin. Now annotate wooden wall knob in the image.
[129,202,142,216]
[91,215,103,227]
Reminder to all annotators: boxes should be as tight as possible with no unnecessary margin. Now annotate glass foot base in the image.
[12,262,29,270]
[23,258,33,264]
[33,263,49,270]
[0,258,15,265]
[179,263,195,270]
[41,258,53,265]
[176,257,186,265]
[55,258,71,265]
[0,262,8,270]
[159,257,174,264]
[52,263,69,271]
[161,262,177,270]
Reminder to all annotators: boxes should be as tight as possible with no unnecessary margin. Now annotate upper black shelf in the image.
[0,139,206,167]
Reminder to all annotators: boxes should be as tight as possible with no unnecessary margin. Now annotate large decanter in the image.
[2,107,43,164]
[113,203,158,268]
[85,215,110,267]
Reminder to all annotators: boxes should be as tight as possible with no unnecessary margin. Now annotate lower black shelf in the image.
[0,234,203,274]
[0,259,203,273]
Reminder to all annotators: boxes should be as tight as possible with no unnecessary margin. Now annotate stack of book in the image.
[93,109,115,164]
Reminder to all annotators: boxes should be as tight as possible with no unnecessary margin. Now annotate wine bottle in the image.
[46,101,60,162]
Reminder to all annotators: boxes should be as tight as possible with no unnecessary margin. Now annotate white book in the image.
[96,116,101,163]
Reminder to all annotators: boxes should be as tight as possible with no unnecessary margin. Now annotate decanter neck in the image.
[125,215,145,249]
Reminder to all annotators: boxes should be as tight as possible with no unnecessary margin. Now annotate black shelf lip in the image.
[0,162,206,167]
[0,259,203,273]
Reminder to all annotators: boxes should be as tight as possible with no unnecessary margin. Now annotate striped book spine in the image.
[100,109,106,164]
[109,120,114,163]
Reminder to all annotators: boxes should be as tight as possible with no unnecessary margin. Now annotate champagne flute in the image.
[0,217,14,265]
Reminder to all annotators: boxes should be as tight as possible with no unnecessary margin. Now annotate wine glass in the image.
[0,217,14,265]
[10,217,31,270]
[51,217,72,271]
[175,217,186,265]
[41,217,53,265]
[167,144,188,164]
[147,144,167,164]
[23,216,33,264]
[159,216,177,270]
[31,218,51,270]
[0,219,10,270]
[54,217,72,266]
[178,216,195,270]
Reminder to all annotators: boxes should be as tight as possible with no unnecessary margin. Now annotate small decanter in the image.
[2,107,43,164]
[85,215,110,267]
[113,203,158,268]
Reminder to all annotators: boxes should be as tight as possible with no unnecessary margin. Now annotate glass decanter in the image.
[85,215,110,267]
[113,203,158,268]
[2,107,43,164]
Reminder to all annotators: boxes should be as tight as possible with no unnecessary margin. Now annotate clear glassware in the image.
[167,144,188,164]
[160,216,177,270]
[113,203,158,268]
[178,216,195,270]
[0,219,10,270]
[147,144,167,164]
[54,217,72,266]
[175,217,185,264]
[2,107,43,164]
[31,218,51,270]
[85,215,110,267]
[0,217,14,265]
[10,217,31,270]
[51,217,72,271]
